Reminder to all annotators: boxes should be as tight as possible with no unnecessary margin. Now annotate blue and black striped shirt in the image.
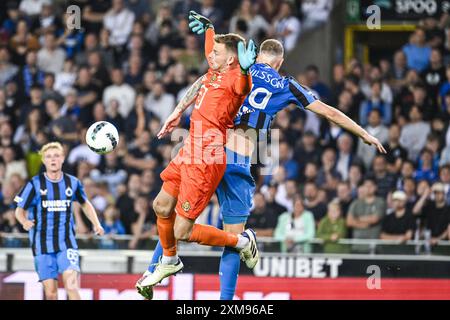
[234,63,318,130]
[14,173,87,256]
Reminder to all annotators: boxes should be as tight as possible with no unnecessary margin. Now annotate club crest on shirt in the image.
[181,201,191,212]
[40,189,48,196]
[65,187,73,197]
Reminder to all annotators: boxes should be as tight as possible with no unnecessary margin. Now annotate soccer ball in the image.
[86,121,119,154]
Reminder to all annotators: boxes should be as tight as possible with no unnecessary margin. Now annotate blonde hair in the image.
[39,142,65,157]
[260,39,284,57]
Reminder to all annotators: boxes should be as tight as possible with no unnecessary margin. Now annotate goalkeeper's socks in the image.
[147,241,163,272]
[235,234,250,249]
[219,246,240,300]
[161,254,179,265]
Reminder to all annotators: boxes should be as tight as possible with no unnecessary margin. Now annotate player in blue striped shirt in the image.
[14,142,104,300]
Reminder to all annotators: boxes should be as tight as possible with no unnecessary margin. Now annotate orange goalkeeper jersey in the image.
[188,28,252,148]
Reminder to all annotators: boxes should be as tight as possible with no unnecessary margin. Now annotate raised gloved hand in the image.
[237,39,257,73]
[188,10,213,34]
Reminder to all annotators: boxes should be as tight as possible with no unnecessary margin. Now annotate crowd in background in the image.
[0,0,448,251]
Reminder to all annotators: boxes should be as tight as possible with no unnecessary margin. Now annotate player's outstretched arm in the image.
[81,200,105,236]
[157,74,205,139]
[188,11,215,59]
[306,100,387,154]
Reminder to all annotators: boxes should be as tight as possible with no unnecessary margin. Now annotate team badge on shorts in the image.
[181,201,191,212]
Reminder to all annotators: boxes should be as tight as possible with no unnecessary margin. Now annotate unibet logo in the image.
[42,200,71,212]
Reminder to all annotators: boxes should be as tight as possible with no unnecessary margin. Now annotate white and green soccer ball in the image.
[86,121,119,154]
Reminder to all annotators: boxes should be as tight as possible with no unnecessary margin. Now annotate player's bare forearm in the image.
[81,201,101,227]
[307,100,386,153]
[15,207,27,225]
[307,101,368,140]
[174,75,204,115]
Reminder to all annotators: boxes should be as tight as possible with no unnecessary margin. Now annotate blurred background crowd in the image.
[0,0,448,251]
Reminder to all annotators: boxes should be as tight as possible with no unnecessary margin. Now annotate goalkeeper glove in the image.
[188,10,213,34]
[237,39,257,73]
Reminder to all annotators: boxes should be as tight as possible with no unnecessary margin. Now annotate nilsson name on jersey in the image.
[250,69,285,89]
[42,200,71,211]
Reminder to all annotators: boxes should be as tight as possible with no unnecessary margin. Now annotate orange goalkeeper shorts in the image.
[160,146,226,220]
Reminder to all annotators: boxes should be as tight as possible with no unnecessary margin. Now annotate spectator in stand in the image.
[335,133,359,182]
[402,28,431,72]
[90,152,127,197]
[380,190,415,242]
[361,65,394,105]
[42,72,63,105]
[438,164,450,205]
[116,174,141,234]
[336,181,353,217]
[264,182,288,217]
[0,46,18,87]
[317,199,347,253]
[421,48,446,109]
[439,65,450,112]
[413,182,450,244]
[67,128,101,167]
[9,19,40,66]
[278,141,299,180]
[304,64,331,103]
[415,149,439,183]
[400,105,431,161]
[37,32,66,75]
[31,2,63,39]
[128,194,156,249]
[346,178,386,239]
[144,81,175,123]
[103,0,135,50]
[360,80,392,127]
[356,109,389,170]
[390,50,409,92]
[294,131,321,173]
[199,0,224,32]
[246,192,278,237]
[273,1,301,53]
[303,182,327,224]
[402,177,418,211]
[368,155,397,198]
[101,205,126,235]
[103,67,136,119]
[385,123,408,174]
[300,0,334,32]
[45,98,78,144]
[316,148,341,190]
[229,0,270,41]
[124,130,158,175]
[274,194,315,252]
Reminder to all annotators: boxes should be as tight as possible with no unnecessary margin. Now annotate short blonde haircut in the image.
[260,39,284,57]
[39,142,65,157]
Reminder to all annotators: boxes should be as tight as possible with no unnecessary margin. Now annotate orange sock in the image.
[188,224,238,247]
[157,212,177,256]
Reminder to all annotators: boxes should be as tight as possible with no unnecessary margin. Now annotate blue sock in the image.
[219,246,240,300]
[147,241,163,272]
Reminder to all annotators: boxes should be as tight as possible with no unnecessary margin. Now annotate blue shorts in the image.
[216,149,255,225]
[34,249,81,282]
